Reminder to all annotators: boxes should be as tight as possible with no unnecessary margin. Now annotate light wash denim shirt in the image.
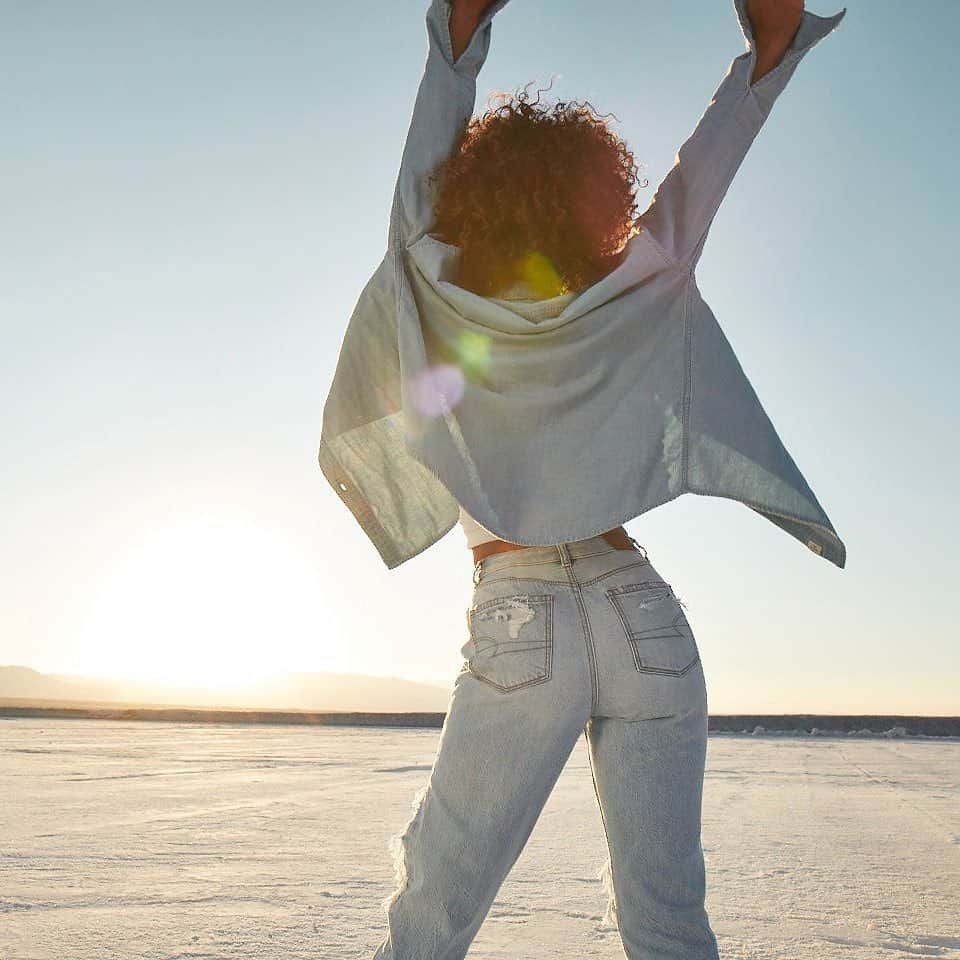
[318,0,848,569]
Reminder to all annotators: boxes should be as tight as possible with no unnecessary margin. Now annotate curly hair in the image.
[428,80,648,298]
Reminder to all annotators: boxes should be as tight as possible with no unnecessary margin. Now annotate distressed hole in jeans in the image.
[473,595,535,640]
[597,854,619,931]
[381,782,429,915]
[466,593,553,692]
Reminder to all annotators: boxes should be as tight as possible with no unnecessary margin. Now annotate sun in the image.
[70,505,334,692]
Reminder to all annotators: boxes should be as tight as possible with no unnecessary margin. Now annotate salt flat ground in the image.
[1,719,958,960]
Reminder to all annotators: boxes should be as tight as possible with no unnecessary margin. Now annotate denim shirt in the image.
[317,0,848,569]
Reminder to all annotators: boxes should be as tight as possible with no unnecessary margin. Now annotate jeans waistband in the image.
[473,533,647,585]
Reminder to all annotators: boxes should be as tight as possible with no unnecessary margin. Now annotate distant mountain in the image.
[0,665,452,712]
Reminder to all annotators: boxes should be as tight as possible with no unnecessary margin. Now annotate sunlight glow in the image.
[70,506,334,690]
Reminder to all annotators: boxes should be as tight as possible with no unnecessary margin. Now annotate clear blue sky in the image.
[2,1,958,714]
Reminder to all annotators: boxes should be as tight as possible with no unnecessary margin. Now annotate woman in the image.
[318,1,847,956]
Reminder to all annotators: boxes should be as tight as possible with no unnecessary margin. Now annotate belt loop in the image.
[557,543,572,567]
[472,559,483,585]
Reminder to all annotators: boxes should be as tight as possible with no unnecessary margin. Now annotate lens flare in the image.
[456,330,490,380]
[411,363,466,418]
[520,249,567,297]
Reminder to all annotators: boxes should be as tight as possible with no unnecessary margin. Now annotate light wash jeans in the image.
[373,534,719,959]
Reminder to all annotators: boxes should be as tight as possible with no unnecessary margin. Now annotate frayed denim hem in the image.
[381,782,430,915]
[597,853,619,931]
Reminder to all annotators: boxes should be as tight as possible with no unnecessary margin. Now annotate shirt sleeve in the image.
[388,0,513,251]
[636,0,847,270]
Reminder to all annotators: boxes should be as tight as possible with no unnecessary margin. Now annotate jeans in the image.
[373,534,719,959]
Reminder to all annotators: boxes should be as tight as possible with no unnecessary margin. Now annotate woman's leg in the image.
[372,578,592,960]
[586,704,719,959]
[582,557,720,959]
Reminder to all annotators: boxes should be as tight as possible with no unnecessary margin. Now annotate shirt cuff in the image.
[427,0,513,73]
[732,0,847,92]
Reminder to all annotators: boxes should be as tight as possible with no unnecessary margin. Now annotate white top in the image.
[458,504,502,547]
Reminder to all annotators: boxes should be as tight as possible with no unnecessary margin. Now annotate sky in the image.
[1,0,958,715]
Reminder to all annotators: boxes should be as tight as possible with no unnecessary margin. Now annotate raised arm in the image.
[450,0,498,62]
[636,0,846,270]
[387,0,512,251]
[748,0,805,83]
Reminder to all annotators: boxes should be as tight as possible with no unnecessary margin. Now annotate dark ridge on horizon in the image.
[1,699,958,737]
[0,664,452,712]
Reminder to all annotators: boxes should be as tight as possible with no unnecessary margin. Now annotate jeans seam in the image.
[586,724,625,941]
[628,648,701,677]
[476,553,650,588]
[561,560,599,715]
[576,559,653,588]
[476,573,577,587]
[478,551,606,576]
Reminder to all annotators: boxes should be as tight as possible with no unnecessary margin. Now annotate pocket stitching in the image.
[605,584,699,676]
[467,594,553,692]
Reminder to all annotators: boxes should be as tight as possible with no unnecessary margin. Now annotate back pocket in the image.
[465,593,553,692]
[605,581,699,676]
